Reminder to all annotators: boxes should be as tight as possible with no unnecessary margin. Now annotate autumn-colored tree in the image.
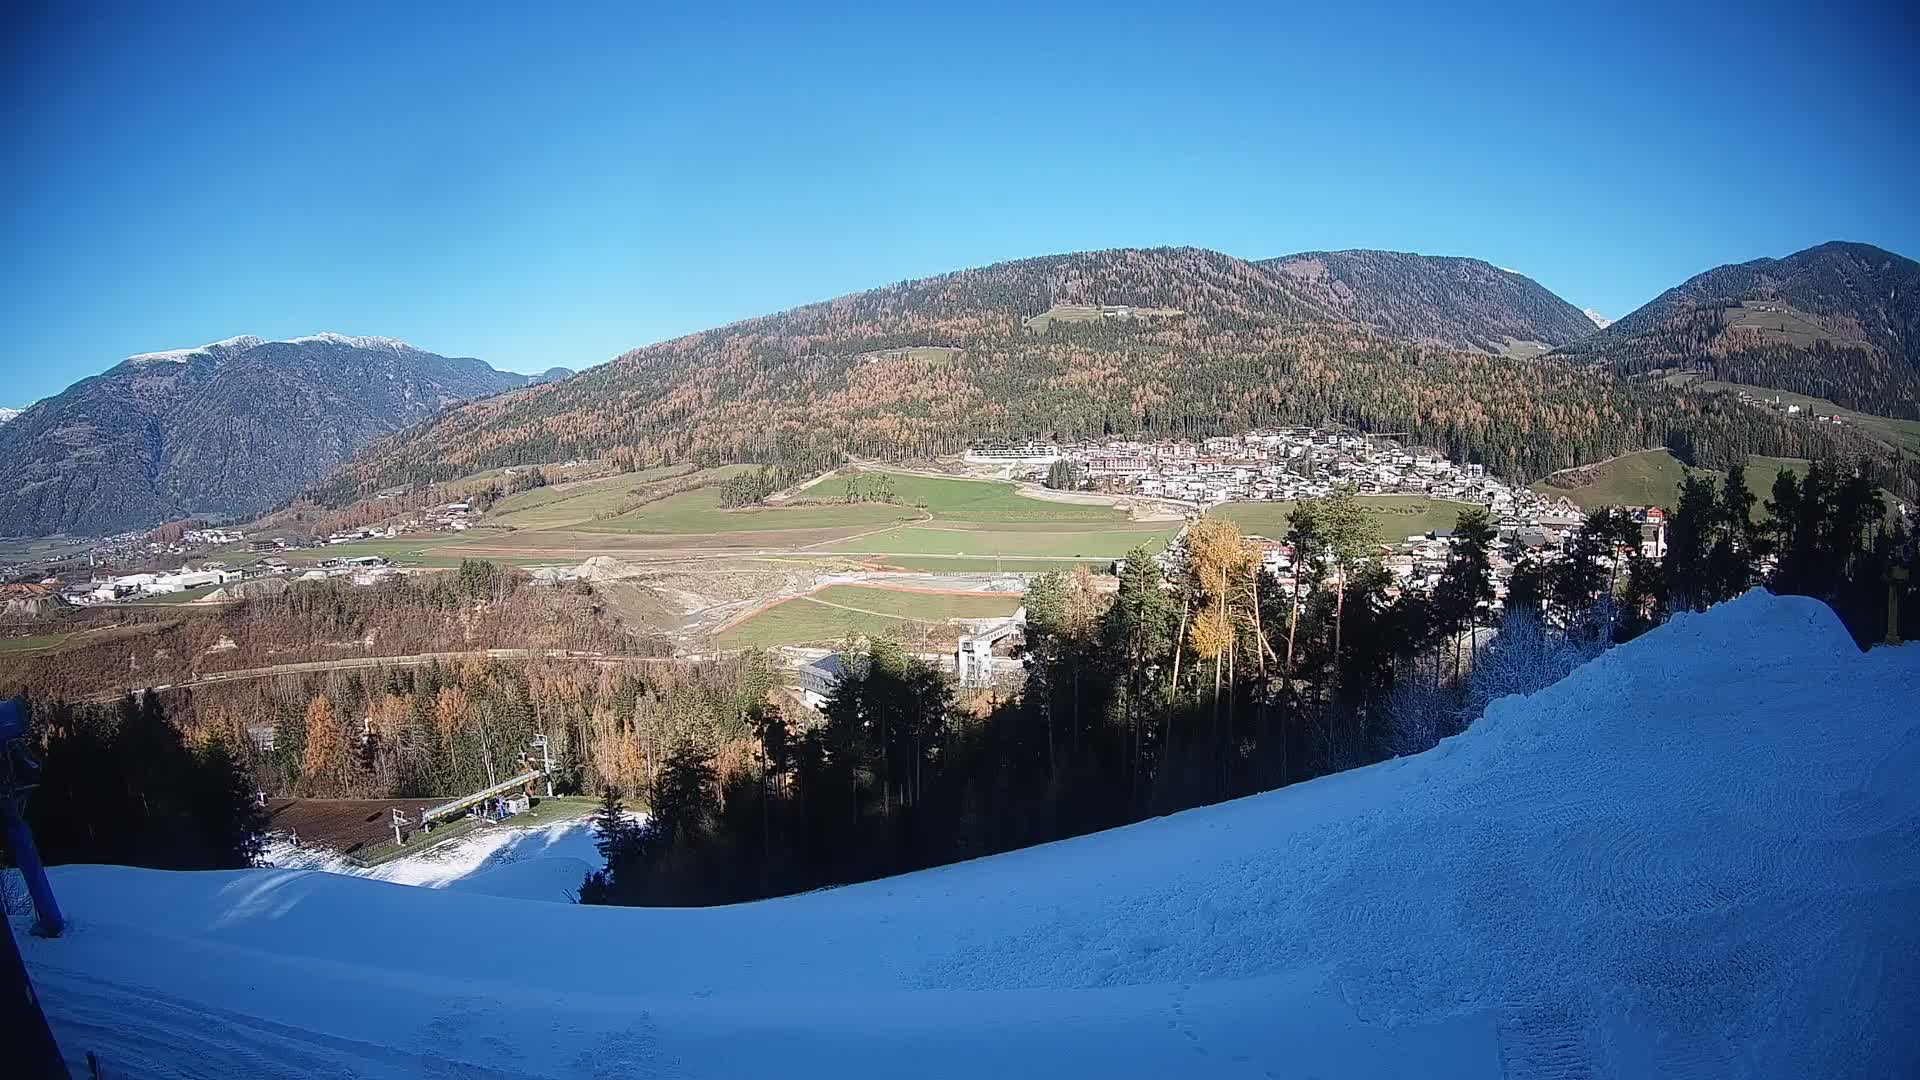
[1183,516,1257,699]
[300,694,348,796]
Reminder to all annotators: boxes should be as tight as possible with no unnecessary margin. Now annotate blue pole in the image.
[0,699,64,937]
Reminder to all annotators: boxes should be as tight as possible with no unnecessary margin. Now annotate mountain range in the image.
[0,334,560,536]
[1554,241,1919,418]
[320,243,1906,509]
[8,242,1912,537]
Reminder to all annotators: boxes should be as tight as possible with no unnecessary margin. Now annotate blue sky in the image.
[4,1,1915,407]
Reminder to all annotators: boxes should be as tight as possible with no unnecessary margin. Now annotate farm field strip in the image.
[1218,496,1482,542]
[486,465,699,529]
[796,469,1131,522]
[821,524,1177,558]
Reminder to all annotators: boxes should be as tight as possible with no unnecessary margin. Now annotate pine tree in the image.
[191,734,269,868]
[590,785,641,865]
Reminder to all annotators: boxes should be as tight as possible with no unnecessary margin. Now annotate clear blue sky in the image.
[4,1,1915,407]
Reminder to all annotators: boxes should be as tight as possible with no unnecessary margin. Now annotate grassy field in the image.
[584,483,919,535]
[0,537,91,565]
[0,621,172,657]
[715,598,914,649]
[1532,449,1815,516]
[797,469,1130,522]
[486,465,699,529]
[822,524,1175,558]
[0,632,74,655]
[1217,496,1482,542]
[1531,450,1694,510]
[867,556,1110,573]
[714,584,1025,649]
[810,585,1022,621]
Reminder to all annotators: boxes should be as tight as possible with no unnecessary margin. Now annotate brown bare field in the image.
[270,798,441,856]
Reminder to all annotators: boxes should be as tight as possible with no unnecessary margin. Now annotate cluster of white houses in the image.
[63,555,398,606]
[66,566,245,604]
[969,429,1656,546]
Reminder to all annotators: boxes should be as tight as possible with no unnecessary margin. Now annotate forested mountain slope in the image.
[0,334,534,536]
[1555,241,1920,418]
[320,247,1894,504]
[1258,249,1598,356]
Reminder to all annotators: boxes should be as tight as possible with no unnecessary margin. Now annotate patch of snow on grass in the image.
[263,813,631,895]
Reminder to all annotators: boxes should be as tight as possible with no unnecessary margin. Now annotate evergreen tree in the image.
[590,785,642,865]
[1431,506,1498,681]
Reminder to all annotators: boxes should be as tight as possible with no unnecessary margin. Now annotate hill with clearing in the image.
[1529,449,1813,512]
[22,592,1920,1077]
[1555,241,1920,420]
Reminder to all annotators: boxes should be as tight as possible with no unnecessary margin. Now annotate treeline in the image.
[0,564,664,702]
[21,692,266,870]
[716,464,803,507]
[583,459,1916,907]
[21,645,777,805]
[312,247,1915,504]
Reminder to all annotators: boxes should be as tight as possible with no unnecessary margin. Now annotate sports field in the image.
[1217,496,1481,542]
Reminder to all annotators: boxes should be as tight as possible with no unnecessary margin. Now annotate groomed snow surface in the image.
[263,814,623,903]
[19,592,1920,1078]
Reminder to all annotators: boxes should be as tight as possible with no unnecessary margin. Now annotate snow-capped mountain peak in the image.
[120,333,426,368]
[1582,307,1613,329]
[0,407,21,425]
[123,335,266,365]
[286,332,419,353]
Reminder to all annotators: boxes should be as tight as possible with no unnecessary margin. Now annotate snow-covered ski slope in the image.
[20,593,1920,1078]
[265,815,621,901]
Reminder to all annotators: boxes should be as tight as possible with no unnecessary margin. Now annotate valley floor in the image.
[18,593,1920,1078]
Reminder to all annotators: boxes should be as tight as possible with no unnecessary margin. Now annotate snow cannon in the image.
[0,697,65,936]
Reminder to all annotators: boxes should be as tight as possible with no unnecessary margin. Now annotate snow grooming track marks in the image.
[34,965,532,1079]
[20,591,1920,1079]
[909,594,1920,1075]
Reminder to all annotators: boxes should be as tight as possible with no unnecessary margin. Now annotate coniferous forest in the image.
[314,248,1920,507]
[8,457,1913,883]
[579,460,1918,907]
